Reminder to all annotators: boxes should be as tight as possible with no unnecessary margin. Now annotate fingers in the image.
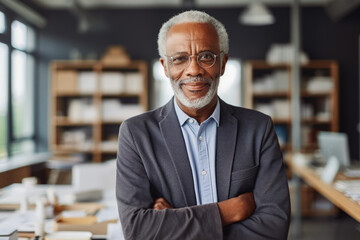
[153,198,173,210]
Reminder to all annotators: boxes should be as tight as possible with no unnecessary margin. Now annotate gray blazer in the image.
[116,98,290,240]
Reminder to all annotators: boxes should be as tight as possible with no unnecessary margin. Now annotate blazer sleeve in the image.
[223,118,291,240]
[116,120,223,240]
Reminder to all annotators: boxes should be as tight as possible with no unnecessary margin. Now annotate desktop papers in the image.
[0,211,53,233]
[334,180,360,203]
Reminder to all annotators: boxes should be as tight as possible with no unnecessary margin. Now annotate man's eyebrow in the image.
[168,51,188,56]
[198,50,215,53]
[168,50,215,56]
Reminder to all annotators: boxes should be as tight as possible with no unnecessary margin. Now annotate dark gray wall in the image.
[36,7,360,159]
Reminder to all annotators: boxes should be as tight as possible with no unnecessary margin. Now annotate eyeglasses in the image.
[166,51,222,72]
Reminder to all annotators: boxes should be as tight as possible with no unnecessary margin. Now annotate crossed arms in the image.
[153,193,255,227]
[116,117,290,240]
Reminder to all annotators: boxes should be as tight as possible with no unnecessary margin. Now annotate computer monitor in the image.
[317,131,351,167]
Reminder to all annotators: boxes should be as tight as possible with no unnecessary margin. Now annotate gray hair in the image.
[157,10,229,58]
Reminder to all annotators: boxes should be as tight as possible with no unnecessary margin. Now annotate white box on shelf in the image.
[102,100,145,122]
[78,72,98,94]
[68,99,97,122]
[82,105,98,122]
[266,44,309,65]
[61,131,93,151]
[68,99,84,122]
[62,130,87,145]
[100,72,125,94]
[124,73,143,94]
[102,99,123,121]
[306,76,333,92]
[273,100,290,119]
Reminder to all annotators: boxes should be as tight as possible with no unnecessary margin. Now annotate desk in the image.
[0,184,121,239]
[287,158,360,222]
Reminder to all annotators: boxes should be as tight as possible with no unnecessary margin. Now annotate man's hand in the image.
[217,192,255,226]
[153,198,173,210]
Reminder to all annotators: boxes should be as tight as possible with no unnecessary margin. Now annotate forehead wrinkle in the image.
[167,22,218,41]
[165,23,219,55]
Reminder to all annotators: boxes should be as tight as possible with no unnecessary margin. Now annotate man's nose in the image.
[184,56,204,77]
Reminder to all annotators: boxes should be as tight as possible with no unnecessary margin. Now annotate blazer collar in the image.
[159,98,197,206]
[216,99,238,201]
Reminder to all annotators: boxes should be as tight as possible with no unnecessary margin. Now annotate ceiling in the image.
[29,0,333,9]
[2,0,359,30]
[27,0,360,25]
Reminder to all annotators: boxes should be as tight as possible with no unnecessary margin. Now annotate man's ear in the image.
[160,58,169,78]
[220,54,229,76]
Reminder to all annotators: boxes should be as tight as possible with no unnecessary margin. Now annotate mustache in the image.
[178,77,211,86]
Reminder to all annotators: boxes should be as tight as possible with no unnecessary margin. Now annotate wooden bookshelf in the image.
[244,60,339,153]
[50,60,148,162]
[245,60,339,218]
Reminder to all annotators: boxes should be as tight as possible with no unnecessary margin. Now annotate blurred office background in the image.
[0,0,360,239]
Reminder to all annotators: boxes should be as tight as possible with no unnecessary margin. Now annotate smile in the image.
[181,82,210,92]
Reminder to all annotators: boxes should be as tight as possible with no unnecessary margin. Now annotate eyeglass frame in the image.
[164,51,224,71]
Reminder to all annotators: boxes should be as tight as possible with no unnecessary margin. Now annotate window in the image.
[10,20,36,155]
[0,12,37,160]
[11,20,35,51]
[11,50,35,139]
[0,11,5,33]
[152,59,242,109]
[0,43,8,159]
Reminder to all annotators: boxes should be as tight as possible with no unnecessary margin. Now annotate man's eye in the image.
[199,53,214,62]
[172,55,188,64]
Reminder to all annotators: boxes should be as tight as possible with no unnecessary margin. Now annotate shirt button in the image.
[189,119,194,124]
[201,170,207,175]
[199,136,203,141]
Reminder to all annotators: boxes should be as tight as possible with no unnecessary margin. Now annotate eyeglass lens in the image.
[169,51,217,71]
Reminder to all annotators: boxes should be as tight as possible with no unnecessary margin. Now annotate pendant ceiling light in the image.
[239,2,275,26]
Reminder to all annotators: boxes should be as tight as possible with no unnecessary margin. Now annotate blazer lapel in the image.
[216,100,238,201]
[159,99,197,206]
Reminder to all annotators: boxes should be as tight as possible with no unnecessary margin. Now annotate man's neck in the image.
[175,96,218,124]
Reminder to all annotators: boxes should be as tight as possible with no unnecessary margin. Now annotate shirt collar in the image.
[174,98,220,127]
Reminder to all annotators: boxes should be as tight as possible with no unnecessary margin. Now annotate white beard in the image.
[170,76,219,109]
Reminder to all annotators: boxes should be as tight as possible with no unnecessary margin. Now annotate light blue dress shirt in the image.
[174,99,219,205]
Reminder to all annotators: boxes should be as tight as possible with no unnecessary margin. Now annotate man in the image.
[116,10,290,239]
